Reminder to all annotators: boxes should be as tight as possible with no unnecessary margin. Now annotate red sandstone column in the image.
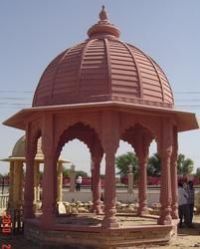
[41,152,57,227]
[134,131,151,216]
[171,127,179,219]
[57,162,63,202]
[158,120,173,225]
[24,137,35,218]
[101,111,119,228]
[102,149,118,228]
[14,161,23,208]
[137,142,149,216]
[41,114,57,228]
[91,156,102,214]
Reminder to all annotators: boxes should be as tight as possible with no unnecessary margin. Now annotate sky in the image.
[0,0,200,175]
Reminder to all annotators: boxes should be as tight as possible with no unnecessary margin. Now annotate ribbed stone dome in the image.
[12,136,43,159]
[33,7,174,108]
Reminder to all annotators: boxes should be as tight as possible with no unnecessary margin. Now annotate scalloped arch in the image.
[120,119,158,142]
[55,122,103,162]
[121,122,155,147]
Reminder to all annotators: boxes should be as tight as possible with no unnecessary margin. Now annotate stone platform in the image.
[24,214,177,249]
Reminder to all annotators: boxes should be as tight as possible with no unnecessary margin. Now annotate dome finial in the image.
[87,6,120,39]
[99,5,108,21]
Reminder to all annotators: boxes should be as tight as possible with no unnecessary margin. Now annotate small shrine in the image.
[1,136,69,210]
[3,6,199,248]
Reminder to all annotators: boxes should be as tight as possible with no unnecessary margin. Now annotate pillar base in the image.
[157,214,172,225]
[92,201,103,214]
[138,206,149,216]
[171,206,179,219]
[102,216,119,228]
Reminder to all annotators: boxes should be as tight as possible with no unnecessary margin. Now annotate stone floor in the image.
[55,213,157,227]
[1,215,200,249]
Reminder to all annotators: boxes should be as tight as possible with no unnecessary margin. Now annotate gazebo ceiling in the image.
[32,6,173,109]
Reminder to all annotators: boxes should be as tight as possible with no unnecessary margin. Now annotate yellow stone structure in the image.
[1,136,69,210]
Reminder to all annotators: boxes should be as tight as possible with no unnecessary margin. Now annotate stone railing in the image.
[0,194,9,210]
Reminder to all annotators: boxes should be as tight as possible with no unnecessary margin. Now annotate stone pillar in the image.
[57,161,63,202]
[102,149,118,227]
[91,156,102,214]
[13,161,19,208]
[8,161,14,209]
[41,153,56,227]
[127,165,133,194]
[171,127,179,219]
[24,151,35,218]
[69,165,76,192]
[158,120,173,225]
[17,162,23,207]
[101,111,119,228]
[136,135,150,216]
[33,162,40,204]
[41,114,57,228]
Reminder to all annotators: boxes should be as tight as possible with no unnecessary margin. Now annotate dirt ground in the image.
[132,215,200,249]
[1,216,200,249]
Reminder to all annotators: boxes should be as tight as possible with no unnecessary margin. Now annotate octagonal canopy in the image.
[33,6,173,109]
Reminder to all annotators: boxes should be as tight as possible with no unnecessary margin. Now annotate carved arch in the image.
[120,114,159,142]
[55,122,103,162]
[121,123,154,149]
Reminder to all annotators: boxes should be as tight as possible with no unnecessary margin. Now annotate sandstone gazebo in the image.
[3,7,199,248]
[1,136,69,210]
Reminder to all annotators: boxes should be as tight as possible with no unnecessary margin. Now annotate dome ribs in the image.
[33,11,174,109]
[147,56,165,103]
[53,43,85,104]
[150,58,174,105]
[104,38,112,100]
[50,47,75,103]
[121,41,143,99]
[109,41,140,101]
[77,39,95,99]
[79,39,109,102]
[32,51,66,106]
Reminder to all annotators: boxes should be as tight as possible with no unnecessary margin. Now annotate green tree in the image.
[196,167,200,177]
[115,152,138,179]
[75,170,88,177]
[63,168,70,178]
[116,152,194,179]
[147,153,161,177]
[177,153,194,176]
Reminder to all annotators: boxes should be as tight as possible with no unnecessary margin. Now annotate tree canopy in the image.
[147,153,161,177]
[177,153,194,176]
[115,152,138,179]
[116,152,194,178]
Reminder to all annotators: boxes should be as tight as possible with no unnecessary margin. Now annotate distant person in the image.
[178,181,190,228]
[76,176,82,191]
[187,181,195,226]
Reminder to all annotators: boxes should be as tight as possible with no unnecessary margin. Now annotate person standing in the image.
[76,176,82,191]
[178,181,189,228]
[187,181,195,226]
